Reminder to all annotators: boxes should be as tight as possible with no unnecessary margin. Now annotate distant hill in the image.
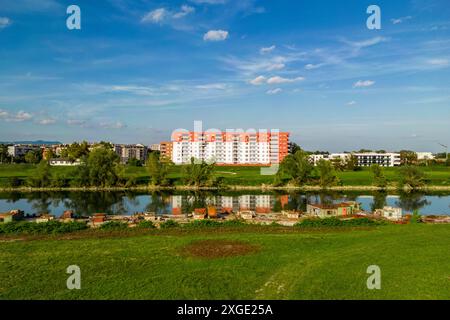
[0,140,62,145]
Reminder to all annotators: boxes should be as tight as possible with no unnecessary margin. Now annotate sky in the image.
[0,0,449,152]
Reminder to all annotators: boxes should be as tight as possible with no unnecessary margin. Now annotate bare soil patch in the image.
[181,239,260,258]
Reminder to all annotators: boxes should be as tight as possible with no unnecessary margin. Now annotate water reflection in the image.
[0,191,448,216]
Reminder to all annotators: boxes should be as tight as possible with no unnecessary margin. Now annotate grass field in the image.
[1,224,450,299]
[1,164,450,187]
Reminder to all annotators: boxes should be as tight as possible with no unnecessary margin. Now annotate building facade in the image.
[309,152,401,167]
[7,144,42,158]
[170,131,290,165]
[113,144,148,164]
[159,142,173,161]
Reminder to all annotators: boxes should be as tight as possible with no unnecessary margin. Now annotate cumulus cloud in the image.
[203,30,229,41]
[266,88,282,95]
[347,101,357,106]
[353,80,375,88]
[141,8,167,23]
[0,110,32,122]
[249,75,266,85]
[266,76,304,84]
[37,118,56,125]
[173,5,195,19]
[391,16,412,24]
[260,45,276,54]
[267,63,285,71]
[0,17,11,29]
[305,63,324,70]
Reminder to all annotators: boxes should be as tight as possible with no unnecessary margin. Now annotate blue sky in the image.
[0,0,449,152]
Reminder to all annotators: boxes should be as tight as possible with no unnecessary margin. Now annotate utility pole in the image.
[438,143,448,161]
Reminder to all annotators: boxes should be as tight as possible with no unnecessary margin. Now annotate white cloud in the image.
[67,119,87,126]
[173,5,195,19]
[347,101,357,106]
[305,63,324,70]
[353,80,375,88]
[266,88,282,95]
[0,17,11,29]
[249,75,266,85]
[0,110,33,122]
[345,36,388,49]
[203,30,229,41]
[391,16,412,25]
[100,121,126,129]
[37,118,56,125]
[260,45,276,54]
[426,58,449,66]
[266,76,304,84]
[141,8,167,23]
[267,63,285,71]
[195,83,227,90]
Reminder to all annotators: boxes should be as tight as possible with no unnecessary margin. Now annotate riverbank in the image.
[1,184,450,192]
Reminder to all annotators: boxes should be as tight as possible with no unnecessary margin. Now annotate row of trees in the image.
[276,150,428,190]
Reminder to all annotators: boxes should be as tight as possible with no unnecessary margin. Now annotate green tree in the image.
[276,150,313,186]
[87,147,120,187]
[25,150,41,164]
[345,155,359,171]
[400,150,418,166]
[182,158,217,187]
[315,159,340,188]
[370,164,387,188]
[127,157,141,167]
[146,152,171,186]
[0,144,10,163]
[398,165,426,190]
[27,160,52,187]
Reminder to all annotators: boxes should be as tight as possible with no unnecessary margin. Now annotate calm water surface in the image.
[0,191,449,216]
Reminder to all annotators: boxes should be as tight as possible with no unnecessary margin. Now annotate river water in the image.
[0,191,449,216]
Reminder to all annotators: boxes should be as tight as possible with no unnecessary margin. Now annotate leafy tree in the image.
[370,164,387,188]
[182,158,217,187]
[276,150,314,186]
[61,141,90,161]
[25,150,41,164]
[0,144,10,163]
[289,142,301,154]
[330,158,346,171]
[72,147,120,187]
[398,165,426,190]
[315,159,340,188]
[27,160,52,187]
[345,155,360,171]
[400,150,418,166]
[51,173,69,188]
[127,157,141,167]
[146,152,172,186]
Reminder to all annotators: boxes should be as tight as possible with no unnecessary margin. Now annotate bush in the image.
[184,219,222,228]
[137,220,155,229]
[159,219,180,229]
[0,221,88,235]
[7,177,23,188]
[99,221,129,230]
[294,217,384,228]
[221,219,247,227]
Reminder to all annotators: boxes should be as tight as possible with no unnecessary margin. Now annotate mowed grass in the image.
[1,224,450,299]
[1,164,450,187]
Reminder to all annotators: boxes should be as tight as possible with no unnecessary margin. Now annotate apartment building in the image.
[159,141,173,161]
[310,152,401,167]
[170,131,290,165]
[113,144,148,164]
[7,144,42,158]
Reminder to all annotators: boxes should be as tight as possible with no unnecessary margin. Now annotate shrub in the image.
[137,220,155,229]
[99,221,129,230]
[7,177,23,188]
[184,219,222,228]
[294,217,383,228]
[159,219,180,229]
[0,221,88,235]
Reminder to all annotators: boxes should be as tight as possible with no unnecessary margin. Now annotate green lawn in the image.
[1,164,450,187]
[1,224,450,299]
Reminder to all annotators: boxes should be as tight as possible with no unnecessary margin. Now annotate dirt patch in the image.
[181,239,260,258]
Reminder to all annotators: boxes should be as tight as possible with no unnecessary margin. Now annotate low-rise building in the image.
[416,152,435,160]
[49,158,81,166]
[7,144,42,158]
[159,141,173,161]
[0,209,24,223]
[374,206,403,221]
[35,214,55,223]
[310,152,400,167]
[306,201,360,218]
